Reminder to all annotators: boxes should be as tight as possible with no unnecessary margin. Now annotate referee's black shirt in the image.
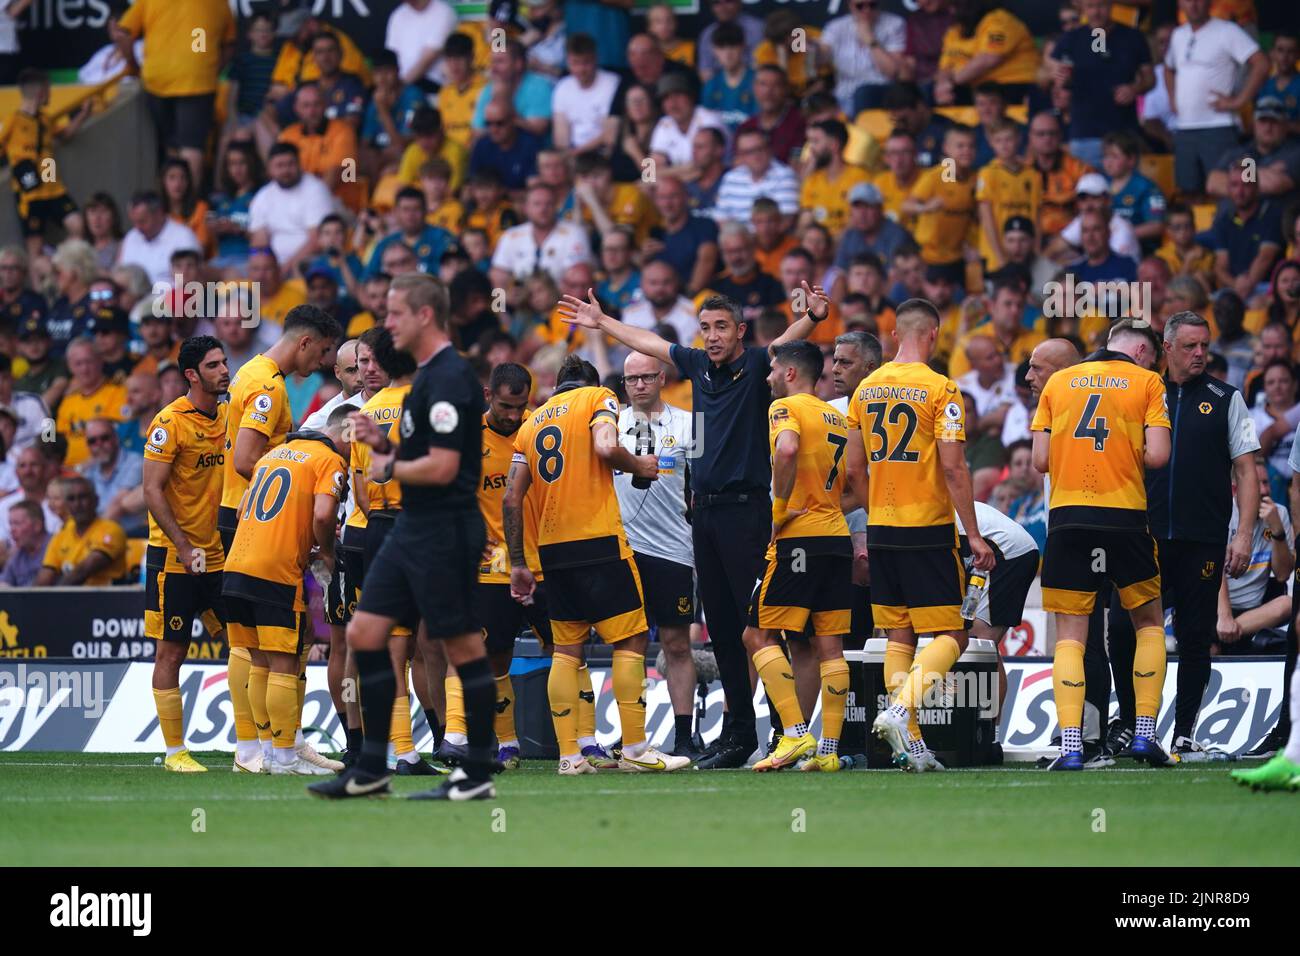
[394,343,484,517]
[670,343,772,496]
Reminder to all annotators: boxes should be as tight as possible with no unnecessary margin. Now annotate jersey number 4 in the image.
[864,402,919,463]
[1073,393,1110,451]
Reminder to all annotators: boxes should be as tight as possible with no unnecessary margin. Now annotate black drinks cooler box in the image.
[842,638,1001,767]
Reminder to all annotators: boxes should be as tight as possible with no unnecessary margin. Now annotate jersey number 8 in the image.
[535,425,564,482]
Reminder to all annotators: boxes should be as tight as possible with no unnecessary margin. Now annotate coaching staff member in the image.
[1108,311,1260,763]
[560,284,826,768]
[311,273,496,802]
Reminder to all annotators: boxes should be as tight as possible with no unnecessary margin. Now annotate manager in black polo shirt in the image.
[1107,311,1260,763]
[558,286,825,768]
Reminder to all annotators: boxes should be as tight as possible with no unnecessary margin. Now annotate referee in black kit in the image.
[560,283,828,768]
[1105,312,1260,764]
[310,273,497,802]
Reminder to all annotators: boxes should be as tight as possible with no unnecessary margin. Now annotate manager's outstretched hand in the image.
[558,288,609,330]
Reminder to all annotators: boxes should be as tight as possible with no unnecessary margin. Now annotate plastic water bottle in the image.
[960,557,987,622]
[632,417,654,490]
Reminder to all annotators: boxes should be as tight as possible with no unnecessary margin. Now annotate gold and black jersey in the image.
[479,413,542,582]
[346,384,409,533]
[767,392,851,559]
[847,361,966,549]
[223,435,348,611]
[143,396,228,572]
[220,353,293,518]
[513,386,629,571]
[0,110,68,201]
[1031,354,1170,530]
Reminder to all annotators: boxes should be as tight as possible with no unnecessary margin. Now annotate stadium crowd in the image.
[0,0,1298,780]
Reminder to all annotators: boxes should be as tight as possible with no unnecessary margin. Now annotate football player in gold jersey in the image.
[474,362,553,770]
[845,297,995,771]
[1031,320,1171,769]
[222,405,351,775]
[219,304,341,775]
[743,339,855,773]
[505,355,689,774]
[141,336,229,773]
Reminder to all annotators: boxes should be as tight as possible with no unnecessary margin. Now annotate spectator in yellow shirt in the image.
[647,3,695,68]
[902,125,978,282]
[34,476,127,586]
[976,119,1041,268]
[277,85,358,195]
[872,131,922,233]
[268,17,371,96]
[56,340,129,467]
[572,153,659,246]
[1155,202,1215,294]
[113,0,235,187]
[247,248,307,328]
[798,119,870,237]
[419,158,465,234]
[753,10,830,99]
[934,0,1039,106]
[398,106,468,192]
[437,33,486,151]
[948,278,1045,379]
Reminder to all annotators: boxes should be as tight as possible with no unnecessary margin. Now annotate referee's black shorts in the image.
[358,511,484,639]
[632,552,694,628]
[475,580,552,653]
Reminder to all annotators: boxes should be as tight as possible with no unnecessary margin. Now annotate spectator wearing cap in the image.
[248,143,338,272]
[883,82,956,169]
[1045,0,1154,171]
[0,245,46,333]
[821,0,906,113]
[1165,0,1269,197]
[0,353,47,451]
[648,72,725,173]
[835,182,911,270]
[715,127,800,225]
[0,499,51,587]
[490,182,593,287]
[86,305,134,383]
[13,316,66,411]
[736,66,807,169]
[45,239,97,356]
[367,188,456,278]
[646,177,719,298]
[948,276,1045,379]
[552,33,621,159]
[118,191,201,285]
[470,97,543,192]
[999,216,1037,272]
[798,120,869,238]
[56,339,128,468]
[471,38,555,139]
[1206,96,1300,206]
[117,371,162,457]
[247,248,307,328]
[710,222,786,328]
[399,105,469,193]
[1211,169,1283,303]
[1048,172,1140,263]
[79,417,144,536]
[1027,110,1093,237]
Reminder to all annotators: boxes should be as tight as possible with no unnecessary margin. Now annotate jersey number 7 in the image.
[1073,393,1110,451]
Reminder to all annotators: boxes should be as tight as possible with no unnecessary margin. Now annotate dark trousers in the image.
[1108,538,1223,739]
[692,495,771,745]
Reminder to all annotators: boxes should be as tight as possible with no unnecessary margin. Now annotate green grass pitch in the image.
[2,753,1296,866]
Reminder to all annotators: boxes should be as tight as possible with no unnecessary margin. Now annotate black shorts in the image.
[357,511,484,639]
[146,91,216,151]
[323,548,361,626]
[1041,527,1161,615]
[144,546,225,642]
[632,552,694,628]
[16,193,76,238]
[870,546,965,634]
[475,580,552,653]
[218,506,238,556]
[748,550,853,638]
[986,550,1040,627]
[544,556,648,646]
[224,594,302,655]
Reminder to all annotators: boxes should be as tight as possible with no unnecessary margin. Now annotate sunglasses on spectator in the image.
[248,246,274,258]
[86,433,114,445]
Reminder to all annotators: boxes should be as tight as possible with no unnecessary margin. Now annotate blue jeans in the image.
[1068,137,1104,170]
